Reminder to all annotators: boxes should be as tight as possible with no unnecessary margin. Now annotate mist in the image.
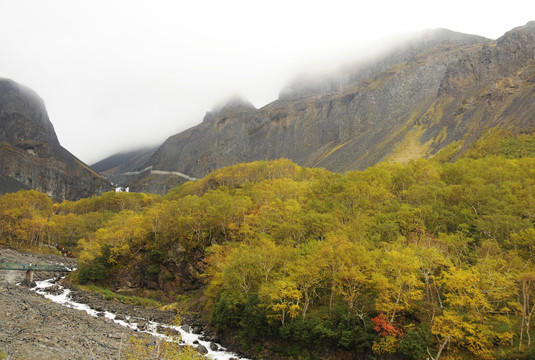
[0,1,534,164]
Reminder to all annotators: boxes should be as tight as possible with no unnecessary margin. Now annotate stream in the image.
[30,277,249,360]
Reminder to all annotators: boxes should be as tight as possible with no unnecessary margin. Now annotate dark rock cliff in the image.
[0,78,113,200]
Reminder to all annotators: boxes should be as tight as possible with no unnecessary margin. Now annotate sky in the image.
[1,1,534,165]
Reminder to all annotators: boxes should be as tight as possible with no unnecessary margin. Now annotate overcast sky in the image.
[1,1,534,164]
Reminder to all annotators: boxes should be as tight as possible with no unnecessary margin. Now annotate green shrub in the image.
[398,323,432,360]
[279,317,336,349]
[80,284,161,308]
[89,262,109,281]
[336,317,377,352]
[147,264,160,274]
[148,249,164,264]
[75,265,90,284]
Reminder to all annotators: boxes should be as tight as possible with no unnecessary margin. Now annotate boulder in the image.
[196,344,208,355]
[181,324,191,333]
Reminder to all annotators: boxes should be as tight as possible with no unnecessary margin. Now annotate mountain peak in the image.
[0,78,113,200]
[90,22,535,195]
[520,20,535,30]
[213,95,255,112]
[203,95,255,123]
[418,27,489,44]
[0,78,58,145]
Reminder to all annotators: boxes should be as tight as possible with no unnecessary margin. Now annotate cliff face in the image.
[106,22,535,194]
[0,79,113,200]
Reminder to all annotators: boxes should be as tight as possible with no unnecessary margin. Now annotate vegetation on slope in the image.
[2,132,535,359]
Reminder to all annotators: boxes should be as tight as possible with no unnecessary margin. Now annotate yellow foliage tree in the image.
[260,279,302,325]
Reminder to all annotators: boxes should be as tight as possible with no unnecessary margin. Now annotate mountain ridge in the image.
[95,22,535,195]
[279,27,490,100]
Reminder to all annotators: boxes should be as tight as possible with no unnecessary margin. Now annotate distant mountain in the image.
[99,22,535,195]
[91,146,158,185]
[90,96,256,193]
[0,78,113,200]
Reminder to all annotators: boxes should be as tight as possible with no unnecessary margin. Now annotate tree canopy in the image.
[3,131,535,359]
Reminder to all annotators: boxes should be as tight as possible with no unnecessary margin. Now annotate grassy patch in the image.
[464,128,535,159]
[385,127,433,163]
[431,140,463,163]
[317,139,354,162]
[78,284,162,308]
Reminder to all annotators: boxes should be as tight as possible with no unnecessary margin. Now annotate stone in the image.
[164,327,180,337]
[196,344,208,355]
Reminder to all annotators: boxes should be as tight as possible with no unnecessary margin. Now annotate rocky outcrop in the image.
[0,78,113,200]
[109,22,535,194]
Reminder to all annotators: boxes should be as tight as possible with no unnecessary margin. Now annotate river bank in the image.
[0,247,246,360]
[0,247,132,359]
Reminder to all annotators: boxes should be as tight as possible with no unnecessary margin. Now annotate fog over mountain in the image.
[0,1,534,164]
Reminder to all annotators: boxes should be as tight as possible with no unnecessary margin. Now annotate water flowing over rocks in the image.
[0,280,136,359]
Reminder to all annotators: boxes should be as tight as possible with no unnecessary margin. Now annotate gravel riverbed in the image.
[0,247,133,359]
[0,247,242,360]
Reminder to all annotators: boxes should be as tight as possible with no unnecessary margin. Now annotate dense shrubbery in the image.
[3,133,535,358]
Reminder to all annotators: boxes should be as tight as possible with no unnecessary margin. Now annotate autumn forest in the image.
[2,130,535,359]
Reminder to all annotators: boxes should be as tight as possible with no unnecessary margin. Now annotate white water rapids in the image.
[30,278,249,360]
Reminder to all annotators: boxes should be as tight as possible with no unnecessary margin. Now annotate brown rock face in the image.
[0,78,113,200]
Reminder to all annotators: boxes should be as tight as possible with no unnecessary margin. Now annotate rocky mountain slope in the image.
[100,22,535,195]
[278,28,489,100]
[0,78,113,200]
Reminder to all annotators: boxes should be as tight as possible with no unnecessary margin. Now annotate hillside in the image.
[111,22,535,195]
[4,135,535,359]
[0,78,113,200]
